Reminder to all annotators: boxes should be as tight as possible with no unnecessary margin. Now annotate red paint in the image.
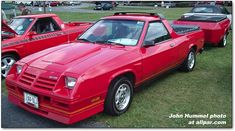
[173,18,230,45]
[6,14,204,124]
[49,1,60,6]
[2,14,91,59]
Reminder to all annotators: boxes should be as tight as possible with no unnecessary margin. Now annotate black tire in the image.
[1,54,18,79]
[180,48,196,72]
[104,77,133,116]
[218,34,227,47]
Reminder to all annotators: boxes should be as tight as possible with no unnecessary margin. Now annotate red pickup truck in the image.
[173,15,230,47]
[6,12,204,124]
[2,14,91,78]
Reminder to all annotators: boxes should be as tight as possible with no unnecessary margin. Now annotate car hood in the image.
[40,44,101,65]
[22,43,129,75]
[2,21,17,35]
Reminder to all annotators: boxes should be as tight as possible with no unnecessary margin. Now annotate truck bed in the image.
[171,24,200,34]
[178,15,227,22]
[173,15,230,45]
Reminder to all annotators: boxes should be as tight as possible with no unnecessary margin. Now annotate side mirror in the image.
[27,31,37,36]
[143,40,155,47]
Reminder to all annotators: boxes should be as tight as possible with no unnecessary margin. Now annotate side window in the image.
[192,7,214,13]
[220,7,230,14]
[213,7,220,13]
[144,22,171,43]
[31,17,61,34]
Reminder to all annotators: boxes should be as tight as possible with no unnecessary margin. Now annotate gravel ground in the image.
[1,94,108,128]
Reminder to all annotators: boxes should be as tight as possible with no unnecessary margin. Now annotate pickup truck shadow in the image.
[203,44,220,51]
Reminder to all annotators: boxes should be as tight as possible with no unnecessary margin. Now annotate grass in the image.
[1,6,232,128]
[47,7,191,22]
[53,12,113,22]
[80,6,156,11]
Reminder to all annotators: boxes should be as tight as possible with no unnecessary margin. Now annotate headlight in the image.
[65,76,77,89]
[16,65,23,74]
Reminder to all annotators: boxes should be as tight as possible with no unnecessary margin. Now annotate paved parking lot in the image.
[28,3,99,13]
[27,3,155,13]
[1,94,108,128]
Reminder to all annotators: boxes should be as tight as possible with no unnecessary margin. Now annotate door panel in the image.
[24,17,69,56]
[140,21,182,80]
[25,31,68,55]
[141,39,180,79]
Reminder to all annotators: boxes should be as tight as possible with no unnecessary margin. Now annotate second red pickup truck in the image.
[2,14,91,78]
[6,12,204,124]
[173,15,230,47]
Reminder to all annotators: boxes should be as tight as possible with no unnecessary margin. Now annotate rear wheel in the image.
[1,54,17,78]
[180,48,196,72]
[104,77,133,116]
[218,34,227,47]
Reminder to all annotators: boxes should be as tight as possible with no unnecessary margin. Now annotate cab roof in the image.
[15,13,57,19]
[103,12,162,22]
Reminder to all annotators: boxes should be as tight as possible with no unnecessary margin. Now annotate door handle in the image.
[170,43,175,47]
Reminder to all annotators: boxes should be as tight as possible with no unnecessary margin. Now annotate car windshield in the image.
[78,19,144,46]
[9,18,34,35]
[191,7,215,13]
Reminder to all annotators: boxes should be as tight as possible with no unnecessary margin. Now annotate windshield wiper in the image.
[94,40,125,47]
[108,41,125,47]
[94,40,108,44]
[77,38,92,43]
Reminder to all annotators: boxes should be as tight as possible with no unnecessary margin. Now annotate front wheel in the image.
[104,77,133,116]
[218,34,227,47]
[180,48,196,72]
[1,54,17,78]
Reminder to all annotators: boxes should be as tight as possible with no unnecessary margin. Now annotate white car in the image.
[69,1,81,5]
[62,1,81,6]
[182,5,232,25]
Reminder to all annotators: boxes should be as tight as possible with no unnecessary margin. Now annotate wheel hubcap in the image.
[223,35,227,46]
[188,52,195,69]
[1,57,16,77]
[115,83,131,111]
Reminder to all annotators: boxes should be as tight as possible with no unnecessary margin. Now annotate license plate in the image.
[24,92,39,108]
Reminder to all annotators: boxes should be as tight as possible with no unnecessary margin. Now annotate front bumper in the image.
[6,77,104,125]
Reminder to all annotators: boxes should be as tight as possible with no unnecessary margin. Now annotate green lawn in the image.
[48,7,191,22]
[1,7,232,128]
[80,6,155,11]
